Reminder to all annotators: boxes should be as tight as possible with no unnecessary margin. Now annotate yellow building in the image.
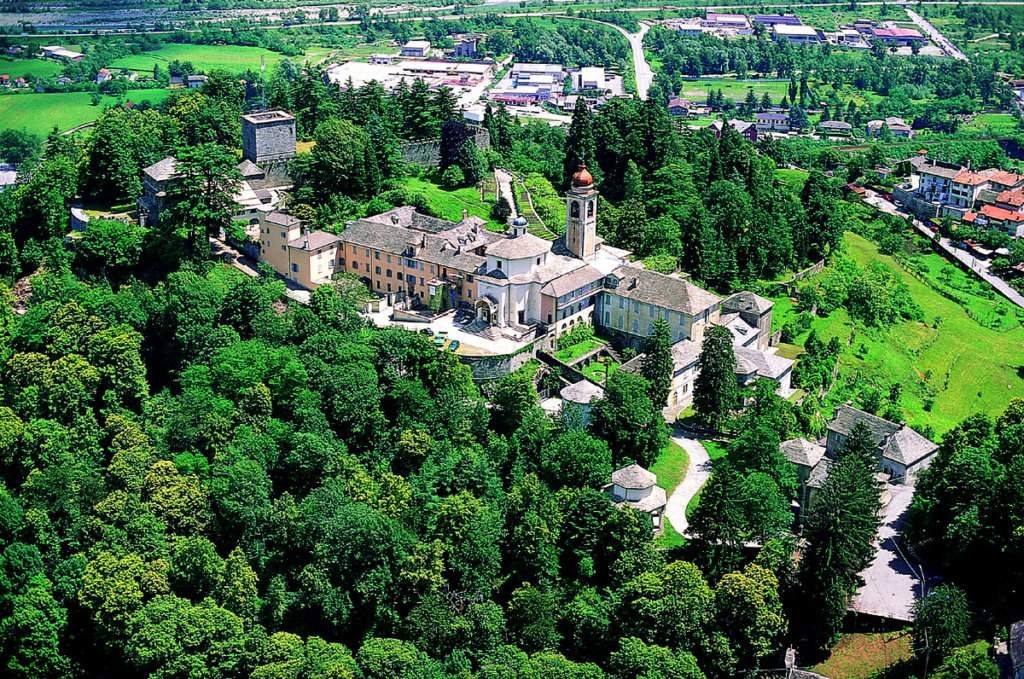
[258,211,341,289]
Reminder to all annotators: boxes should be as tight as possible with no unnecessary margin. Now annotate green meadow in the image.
[773,231,1024,435]
[0,56,63,80]
[109,44,285,74]
[0,89,173,136]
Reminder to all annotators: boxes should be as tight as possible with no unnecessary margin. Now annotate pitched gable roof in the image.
[608,265,721,316]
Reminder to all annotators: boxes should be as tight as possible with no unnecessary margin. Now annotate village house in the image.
[258,211,340,289]
[869,27,925,46]
[667,96,691,116]
[710,119,758,142]
[187,74,208,88]
[819,120,853,135]
[866,117,914,138]
[823,403,938,482]
[755,111,790,132]
[95,68,112,84]
[41,45,84,61]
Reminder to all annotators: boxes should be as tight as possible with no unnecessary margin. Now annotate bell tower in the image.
[566,161,598,261]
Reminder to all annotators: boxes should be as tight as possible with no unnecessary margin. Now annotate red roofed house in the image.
[0,74,8,88]
[996,188,1024,212]
[978,203,1024,237]
[668,96,691,116]
[949,170,991,210]
[870,27,925,46]
[96,68,112,84]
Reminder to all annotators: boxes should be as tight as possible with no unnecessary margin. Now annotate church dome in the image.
[512,215,528,227]
[571,161,594,188]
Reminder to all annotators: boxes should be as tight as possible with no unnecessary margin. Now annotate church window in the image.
[587,201,594,217]
[496,261,502,270]
[571,201,580,218]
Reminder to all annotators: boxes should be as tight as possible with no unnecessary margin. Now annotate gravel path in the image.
[662,434,712,536]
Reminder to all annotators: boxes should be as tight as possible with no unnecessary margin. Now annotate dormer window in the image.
[496,261,502,270]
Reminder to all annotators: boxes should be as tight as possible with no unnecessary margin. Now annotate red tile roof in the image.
[987,170,1023,186]
[953,171,989,186]
[962,211,977,223]
[981,204,1024,221]
[997,189,1024,207]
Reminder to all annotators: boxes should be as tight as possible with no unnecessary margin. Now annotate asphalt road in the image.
[905,7,970,62]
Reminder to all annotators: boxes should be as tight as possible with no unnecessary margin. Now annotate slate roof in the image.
[821,120,853,130]
[266,211,301,228]
[671,339,702,368]
[917,159,963,180]
[485,232,552,260]
[734,345,793,380]
[828,403,937,466]
[611,484,667,513]
[289,231,340,251]
[756,112,790,122]
[143,156,178,182]
[560,380,605,404]
[611,463,657,490]
[780,438,826,468]
[540,264,604,298]
[723,290,773,315]
[236,159,265,179]
[806,458,833,489]
[608,265,721,316]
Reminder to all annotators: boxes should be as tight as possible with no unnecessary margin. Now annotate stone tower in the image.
[241,110,297,165]
[566,161,598,261]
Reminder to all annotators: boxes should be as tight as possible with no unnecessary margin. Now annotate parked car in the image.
[419,327,434,336]
[929,225,939,233]
[448,340,460,352]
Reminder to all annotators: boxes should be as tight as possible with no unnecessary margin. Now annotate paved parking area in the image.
[850,484,933,622]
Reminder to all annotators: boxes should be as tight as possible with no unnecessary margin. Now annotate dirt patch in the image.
[812,632,913,679]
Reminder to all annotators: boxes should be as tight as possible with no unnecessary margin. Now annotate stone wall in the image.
[893,185,940,222]
[400,128,491,167]
[459,341,534,383]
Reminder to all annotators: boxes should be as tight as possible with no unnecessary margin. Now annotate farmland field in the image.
[109,44,286,74]
[771,231,1024,434]
[0,56,63,80]
[0,88,173,136]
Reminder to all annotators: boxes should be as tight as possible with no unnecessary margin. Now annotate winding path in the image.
[662,434,712,536]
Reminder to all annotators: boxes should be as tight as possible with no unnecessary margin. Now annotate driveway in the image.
[850,483,934,622]
[494,168,519,217]
[662,434,712,536]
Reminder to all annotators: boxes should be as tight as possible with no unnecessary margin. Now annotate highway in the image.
[904,7,970,62]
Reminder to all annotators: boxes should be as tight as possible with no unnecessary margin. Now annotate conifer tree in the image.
[563,102,600,188]
[693,325,737,428]
[641,318,673,408]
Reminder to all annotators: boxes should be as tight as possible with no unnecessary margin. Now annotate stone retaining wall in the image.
[400,128,491,167]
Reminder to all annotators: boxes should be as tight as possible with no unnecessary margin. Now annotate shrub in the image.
[491,197,512,223]
[441,165,465,189]
[556,324,595,351]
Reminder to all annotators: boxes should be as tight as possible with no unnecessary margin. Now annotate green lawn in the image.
[652,439,690,549]
[678,78,791,103]
[403,175,502,231]
[771,231,1024,434]
[962,112,1018,134]
[0,56,63,80]
[109,44,286,74]
[554,338,605,364]
[812,632,913,679]
[774,168,810,193]
[0,89,174,135]
[580,359,618,383]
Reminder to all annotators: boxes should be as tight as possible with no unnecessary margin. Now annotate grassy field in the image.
[812,632,913,679]
[652,438,690,549]
[774,168,810,193]
[772,231,1024,434]
[403,174,503,231]
[0,56,63,80]
[580,358,618,383]
[109,44,286,74]
[677,78,791,103]
[554,338,605,363]
[0,89,174,136]
[962,112,1019,135]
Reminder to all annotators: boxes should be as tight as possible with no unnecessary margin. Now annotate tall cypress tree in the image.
[641,318,674,408]
[562,101,600,188]
[693,325,737,428]
[797,428,882,649]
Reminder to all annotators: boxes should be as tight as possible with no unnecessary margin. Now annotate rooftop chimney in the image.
[462,208,469,222]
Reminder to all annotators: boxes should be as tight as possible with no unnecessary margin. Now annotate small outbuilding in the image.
[606,463,667,532]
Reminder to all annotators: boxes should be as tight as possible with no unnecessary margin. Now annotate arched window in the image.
[587,200,594,218]
[570,201,580,218]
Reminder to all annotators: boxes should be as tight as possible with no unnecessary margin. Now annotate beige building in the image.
[258,211,341,289]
